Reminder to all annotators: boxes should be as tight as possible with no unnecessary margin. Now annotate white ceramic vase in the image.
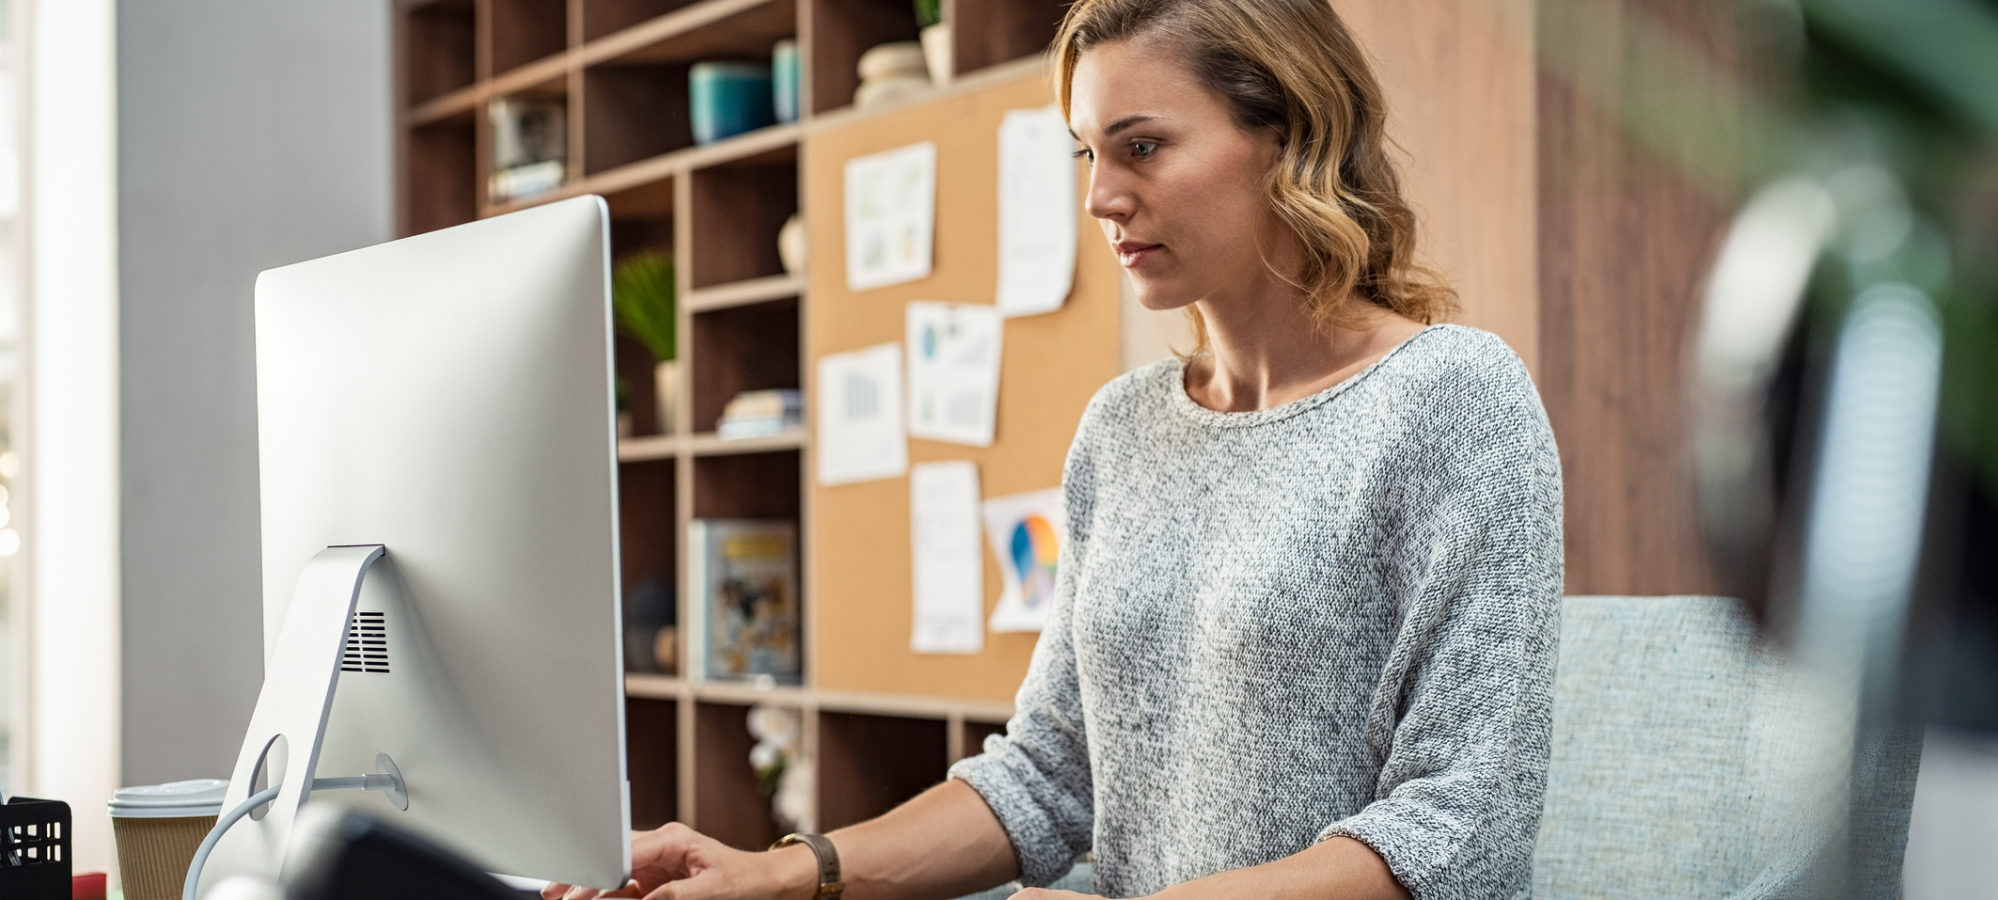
[654,359,681,433]
[921,23,952,87]
[778,214,806,277]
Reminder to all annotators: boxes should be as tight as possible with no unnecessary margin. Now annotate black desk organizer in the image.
[1,796,72,899]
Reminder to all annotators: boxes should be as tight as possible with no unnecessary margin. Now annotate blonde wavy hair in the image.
[1053,0,1458,353]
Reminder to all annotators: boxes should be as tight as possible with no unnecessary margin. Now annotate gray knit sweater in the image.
[948,324,1563,899]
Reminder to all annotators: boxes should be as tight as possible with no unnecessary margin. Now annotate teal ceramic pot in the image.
[773,40,800,124]
[690,61,775,145]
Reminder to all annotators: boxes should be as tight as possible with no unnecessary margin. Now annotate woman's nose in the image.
[1084,166,1133,221]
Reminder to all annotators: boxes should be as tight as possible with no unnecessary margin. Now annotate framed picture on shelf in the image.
[688,519,802,685]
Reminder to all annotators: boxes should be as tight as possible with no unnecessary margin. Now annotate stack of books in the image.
[487,96,566,205]
[717,389,803,439]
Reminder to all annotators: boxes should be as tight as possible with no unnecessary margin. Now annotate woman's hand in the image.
[539,822,815,900]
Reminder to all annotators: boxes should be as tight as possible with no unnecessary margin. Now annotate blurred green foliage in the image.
[613,252,677,364]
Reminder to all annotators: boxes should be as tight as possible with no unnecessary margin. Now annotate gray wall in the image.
[117,1,392,785]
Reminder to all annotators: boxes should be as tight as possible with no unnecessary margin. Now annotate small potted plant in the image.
[613,252,679,433]
[916,0,949,86]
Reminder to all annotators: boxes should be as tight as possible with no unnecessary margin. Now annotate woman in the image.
[549,0,1560,897]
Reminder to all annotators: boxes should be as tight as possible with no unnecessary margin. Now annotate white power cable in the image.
[182,775,402,900]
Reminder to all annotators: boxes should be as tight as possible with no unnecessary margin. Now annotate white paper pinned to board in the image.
[910,460,984,654]
[906,301,1003,447]
[815,342,908,486]
[996,106,1077,317]
[845,141,937,292]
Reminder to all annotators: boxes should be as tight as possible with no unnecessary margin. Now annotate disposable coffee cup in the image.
[109,778,227,900]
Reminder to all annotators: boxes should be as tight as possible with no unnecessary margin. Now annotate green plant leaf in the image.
[914,0,942,29]
[613,252,677,363]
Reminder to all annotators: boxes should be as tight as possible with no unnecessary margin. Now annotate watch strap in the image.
[771,832,843,899]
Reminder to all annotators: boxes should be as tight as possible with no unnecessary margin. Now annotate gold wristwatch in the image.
[771,832,844,899]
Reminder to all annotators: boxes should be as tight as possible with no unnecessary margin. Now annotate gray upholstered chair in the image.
[951,860,1094,899]
[1534,595,1923,899]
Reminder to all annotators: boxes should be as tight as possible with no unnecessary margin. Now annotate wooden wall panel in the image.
[1337,0,1540,371]
[1534,0,1741,595]
[804,70,1124,704]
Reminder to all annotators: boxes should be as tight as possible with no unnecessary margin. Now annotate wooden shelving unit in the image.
[396,0,1067,845]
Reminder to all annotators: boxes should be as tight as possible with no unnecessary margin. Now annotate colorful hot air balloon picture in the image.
[1010,513,1060,612]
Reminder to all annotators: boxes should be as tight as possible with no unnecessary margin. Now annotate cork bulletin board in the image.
[804,67,1122,705]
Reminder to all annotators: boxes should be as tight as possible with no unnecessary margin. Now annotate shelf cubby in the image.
[490,0,572,77]
[688,297,799,434]
[403,111,479,235]
[816,711,949,830]
[803,0,920,115]
[603,177,678,229]
[606,201,678,437]
[616,334,672,437]
[627,697,682,829]
[693,700,789,849]
[482,80,574,214]
[583,0,706,44]
[692,449,801,520]
[955,718,1007,764]
[581,59,696,174]
[579,0,797,176]
[686,150,796,289]
[402,0,477,107]
[950,0,1065,80]
[618,459,679,659]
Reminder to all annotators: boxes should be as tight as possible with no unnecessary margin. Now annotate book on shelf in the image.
[489,160,564,204]
[487,95,566,204]
[717,389,804,440]
[687,519,802,685]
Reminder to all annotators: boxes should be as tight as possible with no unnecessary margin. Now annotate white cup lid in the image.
[108,778,229,818]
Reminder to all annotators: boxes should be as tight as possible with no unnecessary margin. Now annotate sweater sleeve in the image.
[946,422,1099,887]
[1316,359,1564,899]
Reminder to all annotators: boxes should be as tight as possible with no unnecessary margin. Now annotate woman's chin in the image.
[1129,283,1197,313]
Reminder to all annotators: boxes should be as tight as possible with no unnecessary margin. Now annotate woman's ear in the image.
[1256,124,1290,179]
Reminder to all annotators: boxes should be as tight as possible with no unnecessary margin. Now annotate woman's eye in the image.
[1130,141,1158,158]
[1071,147,1095,164]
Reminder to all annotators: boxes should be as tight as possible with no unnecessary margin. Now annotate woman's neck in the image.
[1186,286,1423,413]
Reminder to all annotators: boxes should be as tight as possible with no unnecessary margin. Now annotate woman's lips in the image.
[1116,243,1162,268]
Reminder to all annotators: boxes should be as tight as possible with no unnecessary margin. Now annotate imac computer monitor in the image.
[200,196,631,895]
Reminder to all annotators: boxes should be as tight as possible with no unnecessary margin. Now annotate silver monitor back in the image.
[252,195,629,888]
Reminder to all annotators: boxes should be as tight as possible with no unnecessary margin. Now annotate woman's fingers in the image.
[639,868,719,900]
[547,824,721,900]
[541,882,625,900]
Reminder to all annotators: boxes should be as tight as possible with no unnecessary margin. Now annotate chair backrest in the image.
[1534,595,1921,899]
[950,861,1095,899]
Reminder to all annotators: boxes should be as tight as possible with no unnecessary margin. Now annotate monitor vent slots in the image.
[342,611,390,674]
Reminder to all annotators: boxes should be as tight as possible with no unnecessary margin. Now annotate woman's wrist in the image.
[766,841,822,899]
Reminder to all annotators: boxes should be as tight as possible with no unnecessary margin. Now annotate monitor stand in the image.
[198,545,408,897]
